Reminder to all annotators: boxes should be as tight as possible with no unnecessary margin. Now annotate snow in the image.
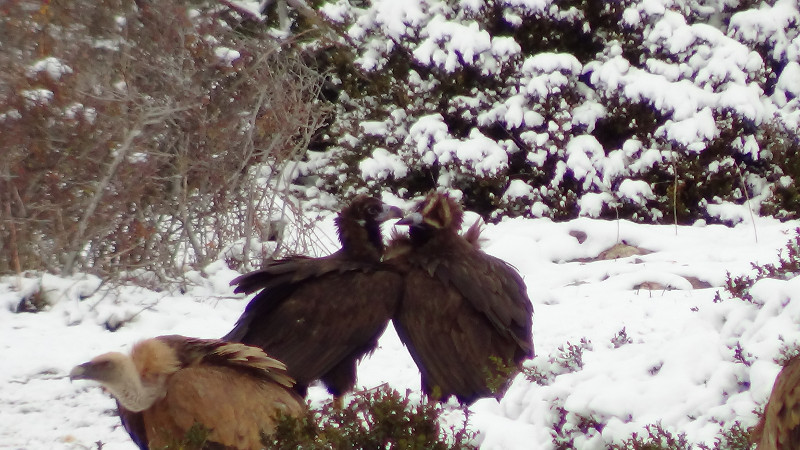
[27,57,73,80]
[503,179,536,200]
[775,61,800,105]
[729,0,800,60]
[618,179,654,205]
[5,0,800,447]
[3,212,799,449]
[213,47,241,65]
[413,18,493,72]
[21,89,54,106]
[660,106,719,150]
[578,192,613,217]
[228,1,262,18]
[565,135,604,189]
[359,147,409,180]
[522,53,582,75]
[432,129,510,176]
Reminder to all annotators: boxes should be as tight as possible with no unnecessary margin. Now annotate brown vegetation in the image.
[0,0,329,281]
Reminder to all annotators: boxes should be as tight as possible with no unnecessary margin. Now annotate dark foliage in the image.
[611,423,691,450]
[262,0,800,224]
[263,386,476,449]
[716,228,800,303]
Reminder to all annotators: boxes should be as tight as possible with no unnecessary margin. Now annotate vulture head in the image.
[335,195,403,260]
[396,192,463,242]
[70,342,177,413]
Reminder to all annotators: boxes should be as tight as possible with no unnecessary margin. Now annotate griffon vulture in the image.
[752,355,800,449]
[386,192,534,404]
[69,335,304,450]
[224,195,404,398]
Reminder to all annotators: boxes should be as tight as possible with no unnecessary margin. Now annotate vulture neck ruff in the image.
[88,351,168,413]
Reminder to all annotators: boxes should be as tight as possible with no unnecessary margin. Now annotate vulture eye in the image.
[366,205,381,216]
[95,360,113,369]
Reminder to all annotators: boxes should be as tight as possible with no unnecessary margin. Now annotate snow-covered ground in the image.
[2,209,799,449]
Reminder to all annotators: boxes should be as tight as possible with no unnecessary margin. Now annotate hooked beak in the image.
[69,362,93,381]
[377,205,404,223]
[395,212,424,227]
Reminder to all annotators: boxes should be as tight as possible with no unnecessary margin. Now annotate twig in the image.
[2,164,22,279]
[673,155,678,236]
[735,162,758,243]
[63,107,190,274]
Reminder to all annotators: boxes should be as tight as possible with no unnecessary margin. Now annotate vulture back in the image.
[388,192,534,404]
[224,195,404,397]
[71,335,305,450]
[753,355,800,450]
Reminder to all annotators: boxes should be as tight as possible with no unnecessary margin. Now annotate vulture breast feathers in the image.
[70,335,305,450]
[224,195,404,397]
[753,355,800,450]
[386,192,534,404]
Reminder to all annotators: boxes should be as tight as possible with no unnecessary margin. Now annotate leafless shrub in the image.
[0,0,331,282]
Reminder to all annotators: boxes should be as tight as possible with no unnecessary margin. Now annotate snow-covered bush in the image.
[289,0,800,223]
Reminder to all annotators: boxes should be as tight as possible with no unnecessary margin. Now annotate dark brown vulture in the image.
[753,355,800,449]
[386,192,534,404]
[69,335,305,450]
[224,195,404,398]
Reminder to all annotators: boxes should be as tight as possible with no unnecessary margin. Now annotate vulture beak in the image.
[395,212,424,227]
[377,205,404,223]
[69,362,90,381]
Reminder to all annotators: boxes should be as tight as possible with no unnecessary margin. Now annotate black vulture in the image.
[70,335,304,450]
[752,355,800,449]
[224,195,404,398]
[386,191,534,404]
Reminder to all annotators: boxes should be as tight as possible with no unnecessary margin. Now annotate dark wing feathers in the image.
[231,254,373,296]
[118,405,148,450]
[408,237,533,357]
[231,255,324,295]
[226,258,402,395]
[389,195,534,404]
[436,252,533,354]
[396,268,520,402]
[225,254,356,342]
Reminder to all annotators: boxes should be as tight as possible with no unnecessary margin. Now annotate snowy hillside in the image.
[2,210,799,449]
